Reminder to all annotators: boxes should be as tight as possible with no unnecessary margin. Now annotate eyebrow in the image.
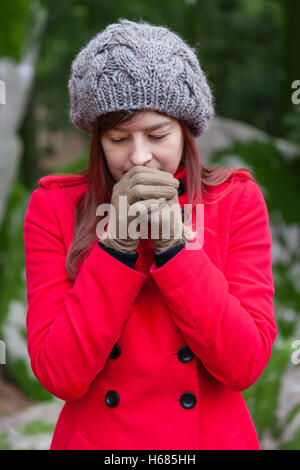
[112,122,172,132]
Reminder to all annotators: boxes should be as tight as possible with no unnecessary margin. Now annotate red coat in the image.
[24,164,277,450]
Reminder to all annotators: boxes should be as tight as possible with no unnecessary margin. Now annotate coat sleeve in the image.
[24,187,147,402]
[150,179,277,392]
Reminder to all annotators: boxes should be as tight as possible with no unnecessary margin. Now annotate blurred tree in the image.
[193,0,283,135]
[0,0,28,386]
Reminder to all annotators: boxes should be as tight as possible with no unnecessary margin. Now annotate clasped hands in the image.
[100,166,196,254]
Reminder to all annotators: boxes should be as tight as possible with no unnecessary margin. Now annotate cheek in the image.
[167,135,182,151]
[105,147,125,166]
[163,140,183,160]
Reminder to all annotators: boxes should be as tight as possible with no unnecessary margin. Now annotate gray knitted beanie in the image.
[68,18,214,137]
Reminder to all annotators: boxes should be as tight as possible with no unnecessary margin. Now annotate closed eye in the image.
[110,135,168,143]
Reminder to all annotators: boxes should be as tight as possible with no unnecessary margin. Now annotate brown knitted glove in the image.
[100,166,179,254]
[145,172,196,254]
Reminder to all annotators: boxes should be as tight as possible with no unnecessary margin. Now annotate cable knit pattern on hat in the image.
[68,18,215,136]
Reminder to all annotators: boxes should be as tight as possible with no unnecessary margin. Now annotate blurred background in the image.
[0,0,300,450]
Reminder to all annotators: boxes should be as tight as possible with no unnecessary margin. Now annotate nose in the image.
[129,140,152,166]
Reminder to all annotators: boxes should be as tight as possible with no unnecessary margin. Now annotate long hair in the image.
[64,109,256,281]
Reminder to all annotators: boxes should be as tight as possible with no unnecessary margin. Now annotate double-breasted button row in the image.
[104,390,197,409]
[105,344,196,409]
[105,343,121,408]
[109,343,121,359]
[106,345,121,407]
[178,346,196,408]
[110,344,194,363]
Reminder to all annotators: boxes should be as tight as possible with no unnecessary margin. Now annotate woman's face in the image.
[100,111,184,182]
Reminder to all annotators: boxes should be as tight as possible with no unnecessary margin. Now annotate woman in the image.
[24,18,277,450]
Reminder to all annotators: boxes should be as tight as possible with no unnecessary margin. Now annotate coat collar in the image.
[173,163,186,181]
[38,173,88,189]
[38,165,187,190]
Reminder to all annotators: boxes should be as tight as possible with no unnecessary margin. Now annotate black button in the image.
[177,345,194,363]
[180,392,196,409]
[178,179,186,196]
[109,343,121,359]
[105,390,119,407]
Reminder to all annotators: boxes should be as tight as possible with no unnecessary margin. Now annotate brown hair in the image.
[65,109,257,281]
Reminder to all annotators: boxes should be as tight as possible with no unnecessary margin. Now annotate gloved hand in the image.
[99,166,179,254]
[144,170,196,254]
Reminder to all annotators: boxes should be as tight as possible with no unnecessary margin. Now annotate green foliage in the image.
[6,358,52,401]
[0,0,34,60]
[286,402,300,426]
[278,428,300,450]
[0,415,57,449]
[0,178,52,401]
[0,431,10,450]
[282,104,300,147]
[242,339,292,441]
[22,419,55,436]
[0,151,88,401]
[51,152,88,174]
[211,140,300,340]
[211,137,300,447]
[211,139,300,223]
